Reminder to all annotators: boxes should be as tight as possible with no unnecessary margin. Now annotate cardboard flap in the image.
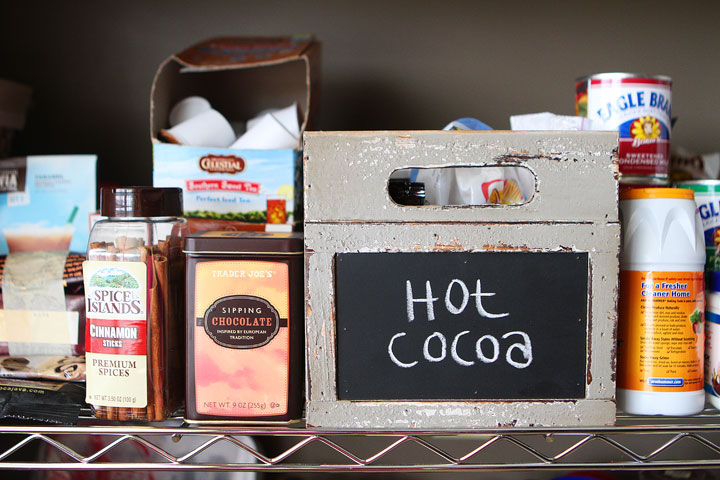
[174,35,314,71]
[150,35,319,141]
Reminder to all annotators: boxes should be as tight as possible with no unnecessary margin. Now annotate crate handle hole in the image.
[389,165,535,206]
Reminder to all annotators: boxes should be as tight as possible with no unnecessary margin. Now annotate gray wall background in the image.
[2,0,719,187]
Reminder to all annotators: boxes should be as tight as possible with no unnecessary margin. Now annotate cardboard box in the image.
[151,35,320,232]
[304,131,620,428]
[0,155,97,255]
[0,154,96,358]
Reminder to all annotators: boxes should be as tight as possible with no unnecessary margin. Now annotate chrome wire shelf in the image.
[2,412,720,472]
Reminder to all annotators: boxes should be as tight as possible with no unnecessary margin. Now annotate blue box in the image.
[0,155,97,255]
[153,144,300,229]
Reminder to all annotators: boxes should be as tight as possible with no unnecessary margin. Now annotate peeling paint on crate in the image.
[494,153,563,163]
[432,237,464,251]
[304,131,619,429]
[482,241,531,252]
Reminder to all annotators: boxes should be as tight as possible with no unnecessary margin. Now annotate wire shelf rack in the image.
[2,412,720,472]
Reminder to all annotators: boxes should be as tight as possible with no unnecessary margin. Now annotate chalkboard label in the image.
[335,252,589,401]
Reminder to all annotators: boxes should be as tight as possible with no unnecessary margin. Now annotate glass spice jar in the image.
[83,187,188,421]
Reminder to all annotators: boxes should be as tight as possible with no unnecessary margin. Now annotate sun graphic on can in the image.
[630,116,661,139]
[575,92,588,117]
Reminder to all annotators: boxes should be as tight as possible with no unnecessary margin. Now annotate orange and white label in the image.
[194,260,289,417]
[617,270,704,392]
[83,260,148,408]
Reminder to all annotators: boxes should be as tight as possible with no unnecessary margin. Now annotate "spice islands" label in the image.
[83,261,148,408]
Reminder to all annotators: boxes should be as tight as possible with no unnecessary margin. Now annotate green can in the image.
[677,180,720,276]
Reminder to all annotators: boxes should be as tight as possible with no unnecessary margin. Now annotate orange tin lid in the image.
[619,187,694,201]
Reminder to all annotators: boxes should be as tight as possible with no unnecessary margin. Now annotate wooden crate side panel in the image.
[303,131,618,224]
[304,222,619,428]
[306,399,617,429]
[305,248,338,402]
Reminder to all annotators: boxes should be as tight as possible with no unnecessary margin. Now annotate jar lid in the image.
[576,72,672,84]
[184,231,303,254]
[101,187,183,217]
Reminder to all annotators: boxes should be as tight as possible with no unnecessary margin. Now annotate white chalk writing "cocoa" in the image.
[388,279,533,369]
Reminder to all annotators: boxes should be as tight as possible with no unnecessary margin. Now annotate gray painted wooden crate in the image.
[303,131,619,429]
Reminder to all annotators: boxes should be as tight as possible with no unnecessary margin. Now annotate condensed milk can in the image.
[576,73,672,185]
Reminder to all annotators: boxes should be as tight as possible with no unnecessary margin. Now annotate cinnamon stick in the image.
[140,245,157,422]
[158,239,169,258]
[88,241,107,252]
[151,255,168,420]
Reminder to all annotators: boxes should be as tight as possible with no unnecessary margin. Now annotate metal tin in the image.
[184,231,304,424]
[677,180,720,280]
[576,73,672,185]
